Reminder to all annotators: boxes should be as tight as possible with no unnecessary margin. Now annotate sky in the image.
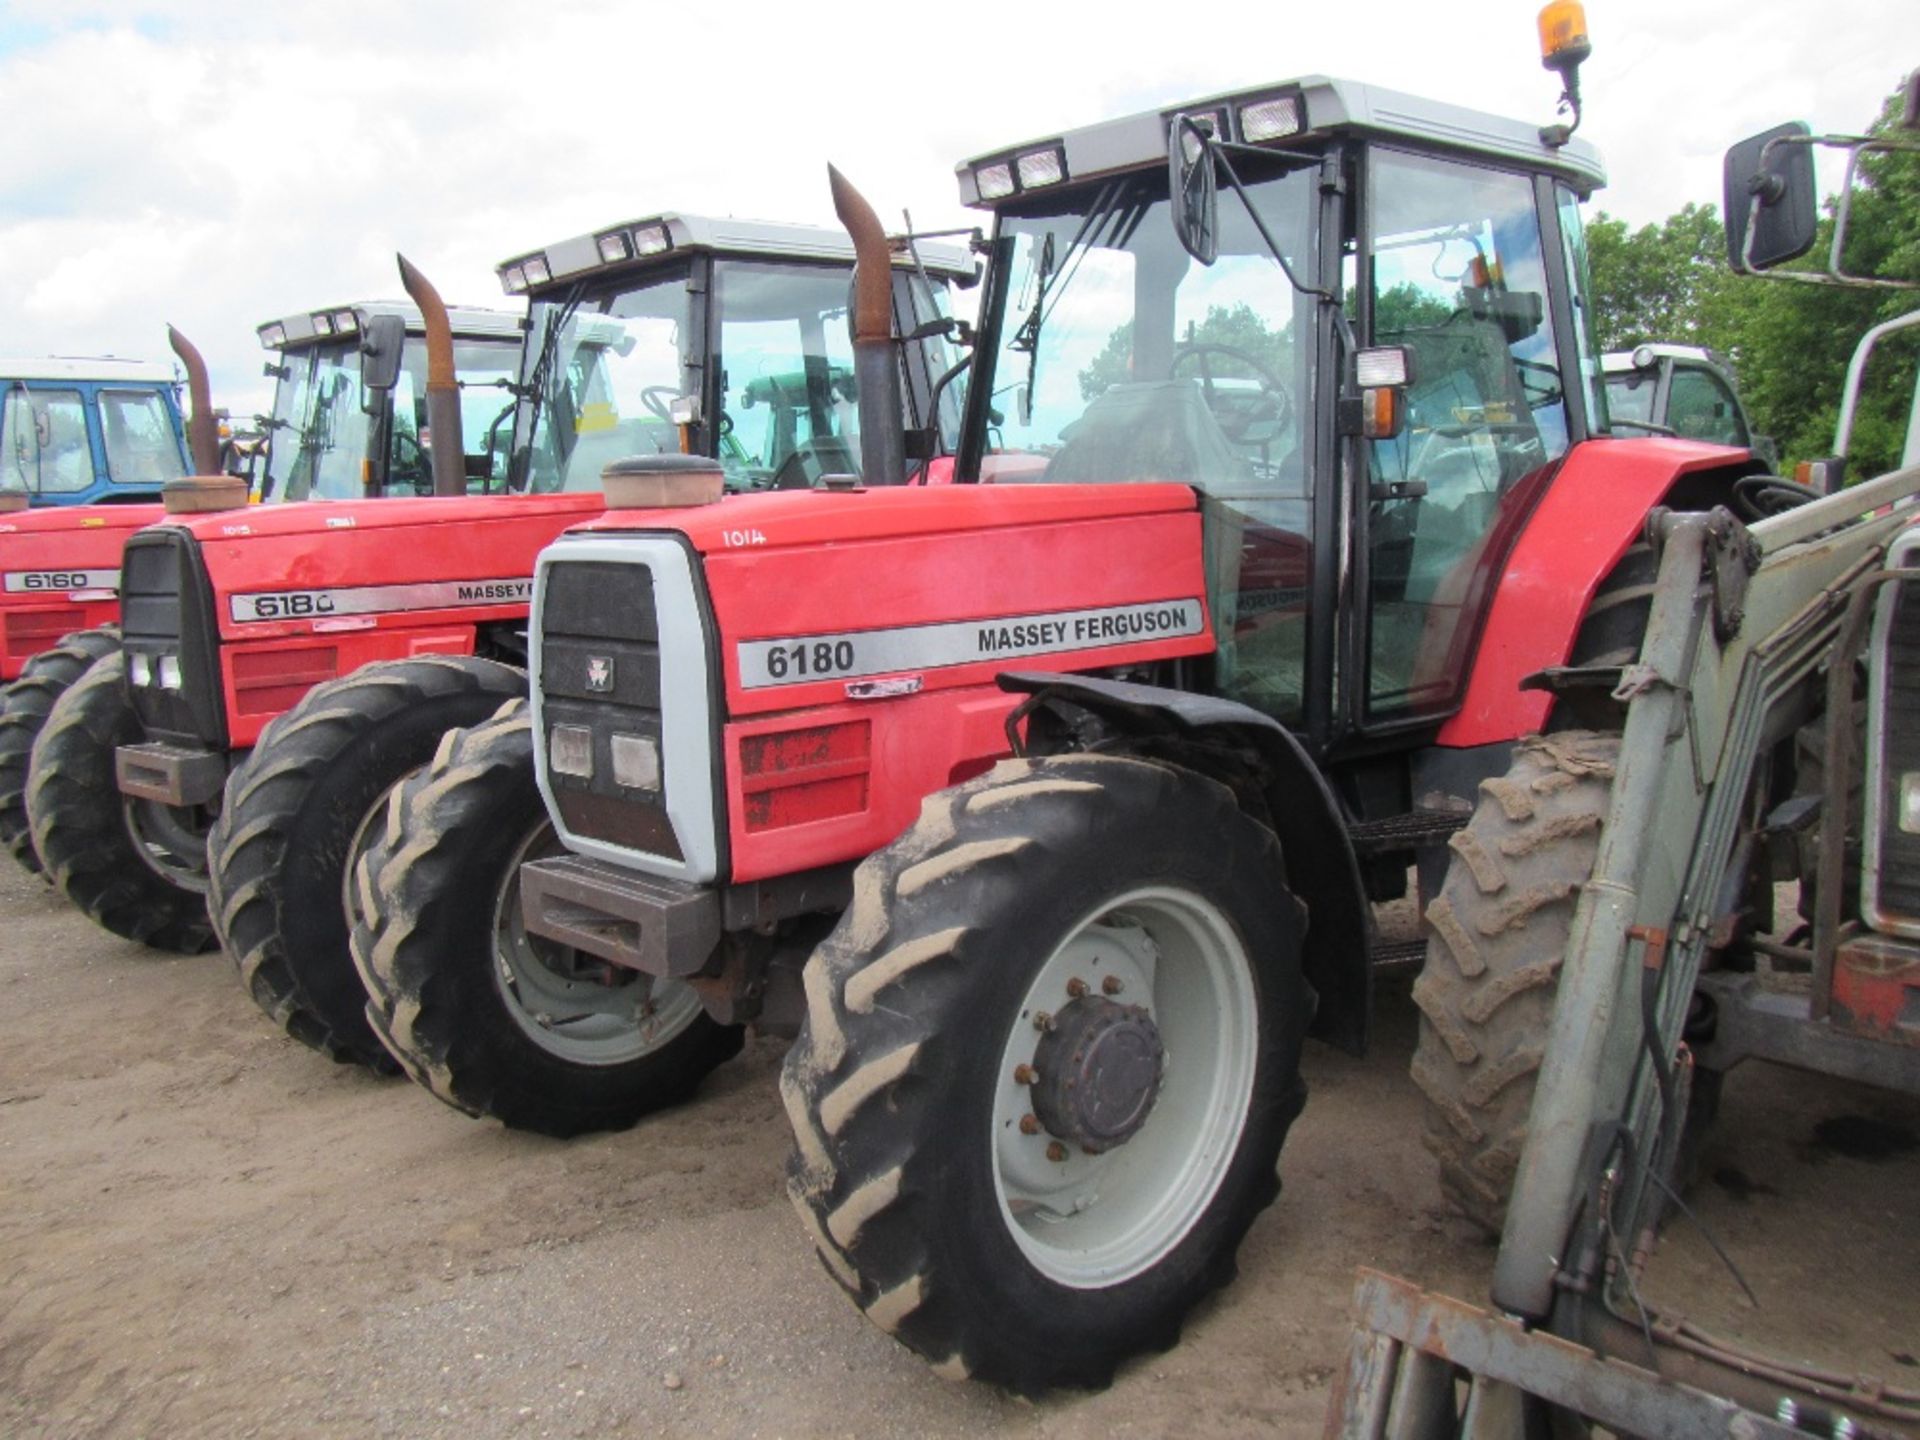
[2,0,1914,418]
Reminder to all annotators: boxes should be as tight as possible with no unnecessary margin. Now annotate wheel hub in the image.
[1031,996,1165,1153]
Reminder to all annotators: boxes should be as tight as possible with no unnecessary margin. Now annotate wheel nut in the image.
[1032,1011,1053,1032]
[1013,1063,1037,1085]
[1046,1142,1068,1162]
[1019,1114,1041,1136]
[1102,975,1124,995]
[1066,977,1089,999]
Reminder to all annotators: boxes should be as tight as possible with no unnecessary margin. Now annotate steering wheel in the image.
[1733,474,1818,519]
[1170,342,1293,444]
[641,387,679,423]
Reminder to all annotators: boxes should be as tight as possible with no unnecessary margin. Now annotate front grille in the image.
[121,530,226,748]
[538,560,680,859]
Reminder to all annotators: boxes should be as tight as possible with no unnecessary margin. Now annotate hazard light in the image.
[596,231,632,264]
[1537,1,1591,74]
[501,264,529,295]
[521,255,552,287]
[257,323,286,350]
[974,161,1016,201]
[1016,147,1066,189]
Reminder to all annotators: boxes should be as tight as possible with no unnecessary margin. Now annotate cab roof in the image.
[499,212,976,299]
[255,301,523,352]
[956,75,1608,207]
[0,355,176,384]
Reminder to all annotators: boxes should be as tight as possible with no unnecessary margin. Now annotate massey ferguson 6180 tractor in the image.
[70,218,966,1074]
[1328,84,1920,1438]
[351,17,1814,1392]
[1,353,189,507]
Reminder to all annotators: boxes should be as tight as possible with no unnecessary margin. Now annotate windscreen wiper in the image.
[1006,179,1132,407]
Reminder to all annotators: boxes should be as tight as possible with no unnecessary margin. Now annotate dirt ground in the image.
[3,863,1917,1440]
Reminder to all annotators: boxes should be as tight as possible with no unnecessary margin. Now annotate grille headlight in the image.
[157,655,183,691]
[1239,96,1302,143]
[974,161,1015,201]
[129,653,152,686]
[610,733,660,791]
[1902,773,1920,834]
[631,224,671,257]
[1016,147,1065,189]
[549,725,593,780]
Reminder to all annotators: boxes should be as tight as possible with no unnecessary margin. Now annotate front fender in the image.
[999,671,1370,1055]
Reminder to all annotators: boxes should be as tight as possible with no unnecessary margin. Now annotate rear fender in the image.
[1000,671,1370,1055]
[1439,442,1759,747]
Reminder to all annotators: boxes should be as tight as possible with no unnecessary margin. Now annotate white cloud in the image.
[2,0,1913,417]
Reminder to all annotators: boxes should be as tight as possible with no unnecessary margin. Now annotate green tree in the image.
[1585,202,1743,353]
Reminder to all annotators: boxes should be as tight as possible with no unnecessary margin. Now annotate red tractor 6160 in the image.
[357,30,1788,1393]
[0,309,519,879]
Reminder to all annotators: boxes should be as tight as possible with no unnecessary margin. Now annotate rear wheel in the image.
[782,755,1310,1393]
[0,627,121,875]
[26,650,215,952]
[1410,732,1618,1236]
[208,655,527,1069]
[351,700,742,1136]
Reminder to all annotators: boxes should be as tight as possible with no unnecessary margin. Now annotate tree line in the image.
[1586,83,1918,479]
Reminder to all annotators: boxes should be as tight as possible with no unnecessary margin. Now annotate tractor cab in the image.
[952,76,1613,746]
[252,301,523,503]
[0,357,190,507]
[498,213,974,495]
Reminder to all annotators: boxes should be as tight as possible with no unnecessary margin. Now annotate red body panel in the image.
[164,493,605,748]
[1436,439,1748,747]
[632,484,1216,881]
[0,503,163,677]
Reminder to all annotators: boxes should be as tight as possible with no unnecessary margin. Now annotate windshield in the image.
[260,336,521,501]
[512,268,692,495]
[100,388,187,486]
[966,165,1319,497]
[3,386,95,495]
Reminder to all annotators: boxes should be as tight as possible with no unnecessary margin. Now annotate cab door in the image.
[1351,147,1585,730]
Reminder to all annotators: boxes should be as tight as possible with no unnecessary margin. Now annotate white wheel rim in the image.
[989,884,1259,1289]
[489,820,703,1065]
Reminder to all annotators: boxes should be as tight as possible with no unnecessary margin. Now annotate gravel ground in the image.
[2,862,1915,1438]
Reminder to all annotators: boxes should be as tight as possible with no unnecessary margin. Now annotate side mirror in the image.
[360,314,407,395]
[1723,122,1817,272]
[1167,114,1220,266]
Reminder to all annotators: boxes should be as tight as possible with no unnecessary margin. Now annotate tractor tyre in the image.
[25,650,216,952]
[781,754,1311,1394]
[1568,541,1658,668]
[1411,731,1619,1237]
[1,626,121,875]
[208,654,527,1070]
[350,699,743,1135]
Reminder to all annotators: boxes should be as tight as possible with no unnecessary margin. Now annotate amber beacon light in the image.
[1535,2,1591,147]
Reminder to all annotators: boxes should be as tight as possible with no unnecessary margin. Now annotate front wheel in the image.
[351,700,743,1137]
[26,650,215,952]
[0,626,121,875]
[781,755,1310,1393]
[208,654,529,1068]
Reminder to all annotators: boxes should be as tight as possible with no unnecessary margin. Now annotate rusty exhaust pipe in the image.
[828,165,905,486]
[397,253,465,497]
[167,325,221,476]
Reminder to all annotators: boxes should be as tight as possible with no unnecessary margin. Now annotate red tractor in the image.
[20,217,971,1077]
[352,27,1795,1394]
[0,310,512,877]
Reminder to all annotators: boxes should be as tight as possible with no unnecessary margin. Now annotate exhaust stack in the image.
[828,166,905,486]
[167,325,221,476]
[397,253,466,497]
